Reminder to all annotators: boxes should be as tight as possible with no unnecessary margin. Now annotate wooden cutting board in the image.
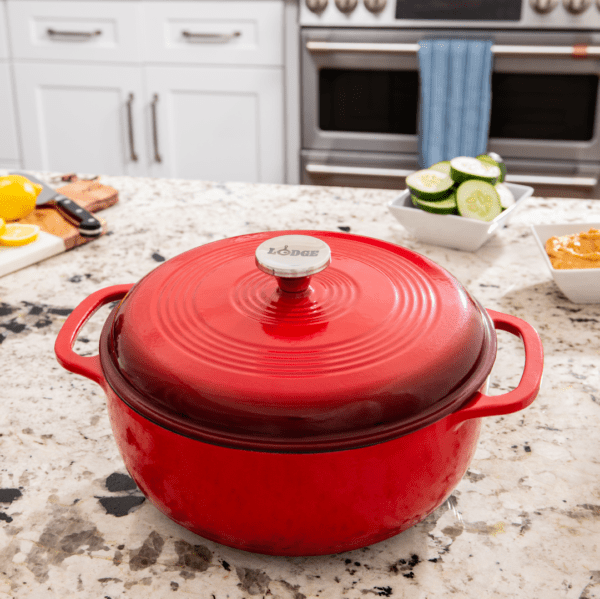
[0,179,118,278]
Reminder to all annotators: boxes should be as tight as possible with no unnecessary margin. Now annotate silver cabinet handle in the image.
[305,164,415,178]
[151,94,162,164]
[505,174,598,187]
[47,28,102,38]
[182,30,241,43]
[126,93,138,163]
[306,40,600,57]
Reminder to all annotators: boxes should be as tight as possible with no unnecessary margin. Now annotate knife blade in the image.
[10,172,103,237]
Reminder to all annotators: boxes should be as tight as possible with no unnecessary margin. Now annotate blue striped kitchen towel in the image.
[417,39,493,168]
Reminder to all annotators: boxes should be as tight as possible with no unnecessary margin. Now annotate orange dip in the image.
[545,228,600,269]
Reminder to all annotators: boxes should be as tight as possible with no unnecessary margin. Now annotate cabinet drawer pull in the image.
[47,28,102,39]
[182,30,241,43]
[126,93,138,163]
[151,94,162,164]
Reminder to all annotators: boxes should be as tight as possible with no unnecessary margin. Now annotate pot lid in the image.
[101,230,496,452]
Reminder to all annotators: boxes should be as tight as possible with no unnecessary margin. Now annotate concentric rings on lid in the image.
[100,230,496,452]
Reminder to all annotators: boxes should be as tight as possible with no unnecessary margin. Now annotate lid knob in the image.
[255,234,331,293]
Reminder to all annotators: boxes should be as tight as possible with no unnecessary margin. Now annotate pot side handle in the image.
[452,309,544,423]
[54,284,134,389]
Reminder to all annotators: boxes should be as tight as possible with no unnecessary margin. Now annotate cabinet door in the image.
[0,62,21,167]
[145,65,284,183]
[0,1,9,59]
[12,62,146,176]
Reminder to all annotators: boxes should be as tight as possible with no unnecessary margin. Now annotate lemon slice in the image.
[0,223,40,246]
[0,218,5,236]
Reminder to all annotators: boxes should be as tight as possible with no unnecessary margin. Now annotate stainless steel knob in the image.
[335,0,359,13]
[255,235,331,294]
[529,0,559,12]
[563,0,591,13]
[364,0,387,12]
[306,0,328,13]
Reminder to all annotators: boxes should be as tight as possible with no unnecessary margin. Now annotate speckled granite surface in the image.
[0,171,599,599]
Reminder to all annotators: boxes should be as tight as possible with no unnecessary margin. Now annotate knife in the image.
[10,172,103,237]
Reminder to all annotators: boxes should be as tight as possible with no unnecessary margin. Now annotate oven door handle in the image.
[504,174,598,188]
[305,164,415,178]
[306,165,598,188]
[306,41,600,58]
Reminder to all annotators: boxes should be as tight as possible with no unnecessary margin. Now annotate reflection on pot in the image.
[260,284,329,339]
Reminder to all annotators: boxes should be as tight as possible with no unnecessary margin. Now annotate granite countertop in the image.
[0,173,599,599]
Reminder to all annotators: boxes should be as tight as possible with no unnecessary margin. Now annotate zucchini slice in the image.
[476,153,507,183]
[412,193,458,215]
[495,182,516,209]
[428,161,452,176]
[456,180,502,221]
[450,156,501,185]
[406,169,454,200]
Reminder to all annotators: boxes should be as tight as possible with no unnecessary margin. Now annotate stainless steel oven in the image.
[300,0,600,198]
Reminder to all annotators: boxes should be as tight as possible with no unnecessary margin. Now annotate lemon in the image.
[0,218,5,236]
[0,175,43,221]
[0,223,40,246]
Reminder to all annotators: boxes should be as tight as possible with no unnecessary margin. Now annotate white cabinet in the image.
[6,1,144,63]
[0,1,21,169]
[142,1,284,67]
[13,63,147,177]
[146,66,284,182]
[0,0,8,59]
[0,62,23,168]
[7,0,286,183]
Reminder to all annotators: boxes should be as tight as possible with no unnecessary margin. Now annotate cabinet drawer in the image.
[7,1,143,63]
[142,0,284,66]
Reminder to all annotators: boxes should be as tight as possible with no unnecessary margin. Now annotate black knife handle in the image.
[54,195,103,237]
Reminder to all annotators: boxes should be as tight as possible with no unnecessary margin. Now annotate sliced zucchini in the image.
[428,161,452,176]
[450,156,501,185]
[456,180,502,222]
[412,193,458,215]
[476,153,507,183]
[406,169,454,200]
[495,182,515,209]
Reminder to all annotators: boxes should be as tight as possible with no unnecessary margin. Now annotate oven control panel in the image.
[300,0,600,28]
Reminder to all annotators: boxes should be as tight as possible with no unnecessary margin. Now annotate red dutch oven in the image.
[55,231,543,556]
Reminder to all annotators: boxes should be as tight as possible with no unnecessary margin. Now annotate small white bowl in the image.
[531,222,600,304]
[387,182,534,252]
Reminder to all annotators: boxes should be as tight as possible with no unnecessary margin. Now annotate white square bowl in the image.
[387,182,534,252]
[531,222,600,304]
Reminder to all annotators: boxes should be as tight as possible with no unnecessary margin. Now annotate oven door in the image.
[302,28,600,196]
[302,28,421,156]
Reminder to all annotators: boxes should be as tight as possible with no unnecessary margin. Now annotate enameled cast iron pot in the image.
[55,231,544,556]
